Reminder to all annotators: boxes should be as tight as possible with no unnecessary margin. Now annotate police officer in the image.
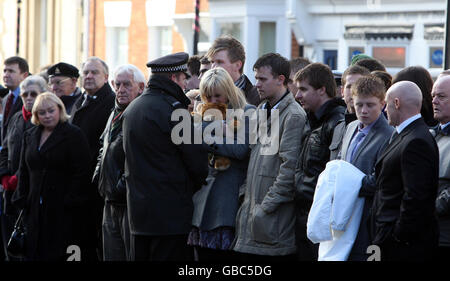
[122,52,208,261]
[47,62,82,113]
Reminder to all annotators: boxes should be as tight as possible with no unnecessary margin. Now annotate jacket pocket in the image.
[250,204,278,245]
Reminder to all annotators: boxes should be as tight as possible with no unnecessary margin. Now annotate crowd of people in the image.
[0,34,449,262]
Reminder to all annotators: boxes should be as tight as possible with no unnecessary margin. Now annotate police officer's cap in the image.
[47,62,80,78]
[146,52,191,78]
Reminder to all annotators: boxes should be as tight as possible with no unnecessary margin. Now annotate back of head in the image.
[4,56,29,74]
[393,66,435,126]
[187,55,201,77]
[355,58,386,72]
[294,62,337,98]
[290,57,311,76]
[206,35,246,73]
[388,80,423,114]
[350,53,373,66]
[370,71,392,92]
[393,66,432,98]
[253,53,290,86]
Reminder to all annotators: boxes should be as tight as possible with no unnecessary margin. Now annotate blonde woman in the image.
[188,67,255,261]
[12,92,91,260]
[0,76,46,260]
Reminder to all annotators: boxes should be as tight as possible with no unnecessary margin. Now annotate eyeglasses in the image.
[21,91,39,98]
[48,77,71,87]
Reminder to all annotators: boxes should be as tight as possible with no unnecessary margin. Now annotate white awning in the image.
[424,24,444,40]
[344,24,414,40]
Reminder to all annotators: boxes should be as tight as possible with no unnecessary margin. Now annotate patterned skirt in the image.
[187,226,235,251]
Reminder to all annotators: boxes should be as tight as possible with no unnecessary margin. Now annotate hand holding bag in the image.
[7,209,27,259]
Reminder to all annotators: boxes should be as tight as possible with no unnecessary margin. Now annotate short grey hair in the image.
[20,75,48,93]
[81,56,109,75]
[113,64,146,84]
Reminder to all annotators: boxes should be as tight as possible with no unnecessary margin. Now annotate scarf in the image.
[22,106,32,122]
[109,100,126,142]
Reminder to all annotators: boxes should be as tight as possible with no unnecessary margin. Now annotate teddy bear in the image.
[194,102,241,171]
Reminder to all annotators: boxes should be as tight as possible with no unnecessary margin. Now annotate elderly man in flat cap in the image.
[47,62,82,113]
[122,52,208,261]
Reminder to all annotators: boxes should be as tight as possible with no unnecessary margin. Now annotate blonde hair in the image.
[199,67,247,109]
[31,92,70,125]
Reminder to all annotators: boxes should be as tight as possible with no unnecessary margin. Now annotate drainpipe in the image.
[16,0,22,55]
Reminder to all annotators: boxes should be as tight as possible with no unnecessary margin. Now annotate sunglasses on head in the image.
[21,91,39,98]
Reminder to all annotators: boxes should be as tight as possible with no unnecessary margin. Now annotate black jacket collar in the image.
[147,74,190,107]
[314,98,345,122]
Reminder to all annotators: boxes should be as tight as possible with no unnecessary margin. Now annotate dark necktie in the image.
[3,94,14,121]
[265,102,272,120]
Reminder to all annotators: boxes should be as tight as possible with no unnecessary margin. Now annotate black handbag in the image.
[7,209,27,259]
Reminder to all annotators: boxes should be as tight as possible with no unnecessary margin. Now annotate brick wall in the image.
[89,0,209,78]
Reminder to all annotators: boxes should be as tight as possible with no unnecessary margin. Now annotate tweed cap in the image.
[47,62,80,78]
[147,52,190,78]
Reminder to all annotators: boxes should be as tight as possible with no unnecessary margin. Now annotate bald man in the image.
[370,81,439,261]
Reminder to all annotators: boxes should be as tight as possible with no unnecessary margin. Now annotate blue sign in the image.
[432,49,443,66]
[352,50,363,58]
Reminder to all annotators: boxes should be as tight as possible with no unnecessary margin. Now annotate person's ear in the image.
[318,86,326,97]
[278,75,286,86]
[138,82,145,94]
[394,97,400,109]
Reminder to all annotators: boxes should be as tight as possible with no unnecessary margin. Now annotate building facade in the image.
[0,0,87,76]
[0,0,447,81]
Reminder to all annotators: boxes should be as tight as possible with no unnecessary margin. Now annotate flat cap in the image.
[47,62,79,78]
[147,52,190,78]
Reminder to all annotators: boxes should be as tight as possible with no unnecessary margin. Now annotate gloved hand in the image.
[1,175,18,191]
[1,175,11,189]
[8,175,18,191]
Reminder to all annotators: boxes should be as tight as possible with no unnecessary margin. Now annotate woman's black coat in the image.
[12,121,91,260]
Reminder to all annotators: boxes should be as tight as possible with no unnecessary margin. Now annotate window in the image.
[324,50,338,70]
[430,47,443,68]
[148,26,172,60]
[372,47,405,68]
[219,22,242,42]
[146,0,175,61]
[259,22,276,57]
[104,1,131,74]
[106,27,129,71]
[349,47,364,65]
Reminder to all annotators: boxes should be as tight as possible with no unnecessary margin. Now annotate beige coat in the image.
[232,93,307,256]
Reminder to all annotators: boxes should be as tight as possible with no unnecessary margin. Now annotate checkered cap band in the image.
[151,64,188,73]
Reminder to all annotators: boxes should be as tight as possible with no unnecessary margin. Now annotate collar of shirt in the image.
[84,93,97,100]
[396,113,421,134]
[357,112,382,134]
[441,121,450,130]
[10,87,20,103]
[263,90,290,110]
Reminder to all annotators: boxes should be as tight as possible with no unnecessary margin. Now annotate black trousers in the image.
[130,234,194,261]
[295,210,318,261]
